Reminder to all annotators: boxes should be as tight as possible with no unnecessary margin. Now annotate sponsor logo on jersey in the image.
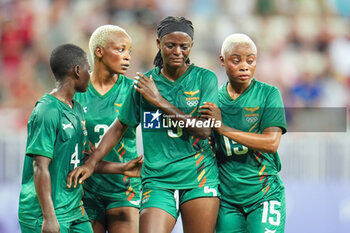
[244,107,260,123]
[184,90,200,107]
[143,110,161,129]
[83,106,87,113]
[62,122,73,130]
[129,200,140,205]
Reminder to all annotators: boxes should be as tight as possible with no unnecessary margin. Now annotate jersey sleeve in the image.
[260,87,287,134]
[117,86,141,127]
[199,71,219,106]
[25,105,59,159]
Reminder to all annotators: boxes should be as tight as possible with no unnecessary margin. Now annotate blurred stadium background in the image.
[0,0,349,232]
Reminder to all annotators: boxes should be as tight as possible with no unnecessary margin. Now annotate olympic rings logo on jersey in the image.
[186,99,199,107]
[246,116,258,123]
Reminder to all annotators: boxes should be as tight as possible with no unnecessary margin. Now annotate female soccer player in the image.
[67,16,220,233]
[200,33,287,233]
[73,25,142,233]
[18,44,142,233]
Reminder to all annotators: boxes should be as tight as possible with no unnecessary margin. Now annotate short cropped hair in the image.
[221,33,257,58]
[89,25,129,61]
[49,44,87,80]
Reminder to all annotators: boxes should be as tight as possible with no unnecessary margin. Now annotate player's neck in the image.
[161,64,189,82]
[50,85,74,108]
[227,81,251,100]
[91,67,119,95]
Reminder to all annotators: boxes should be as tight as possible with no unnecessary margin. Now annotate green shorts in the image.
[141,184,220,219]
[83,188,141,224]
[216,191,286,233]
[20,217,93,233]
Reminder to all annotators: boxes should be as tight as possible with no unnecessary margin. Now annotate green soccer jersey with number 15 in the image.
[18,94,89,226]
[74,75,141,202]
[118,64,219,189]
[214,79,287,207]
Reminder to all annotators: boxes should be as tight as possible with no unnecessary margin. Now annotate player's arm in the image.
[33,155,60,233]
[67,118,128,188]
[134,72,211,139]
[94,155,143,177]
[199,102,282,154]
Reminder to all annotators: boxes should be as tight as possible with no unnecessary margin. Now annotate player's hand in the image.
[42,216,60,233]
[133,73,164,107]
[66,159,96,188]
[199,102,222,123]
[83,141,96,162]
[123,155,144,177]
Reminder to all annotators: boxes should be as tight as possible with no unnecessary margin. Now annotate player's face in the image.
[220,43,257,86]
[99,31,131,74]
[157,32,193,68]
[76,59,90,92]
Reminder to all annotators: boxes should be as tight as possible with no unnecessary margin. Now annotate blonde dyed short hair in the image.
[221,33,257,59]
[89,25,129,61]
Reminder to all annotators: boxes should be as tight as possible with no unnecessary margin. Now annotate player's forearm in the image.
[157,97,211,139]
[33,162,56,220]
[94,160,125,174]
[218,125,281,154]
[89,119,128,165]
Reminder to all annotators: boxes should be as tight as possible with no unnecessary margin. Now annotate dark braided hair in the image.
[153,16,194,69]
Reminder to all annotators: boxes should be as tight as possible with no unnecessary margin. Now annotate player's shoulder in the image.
[143,67,158,78]
[191,65,217,78]
[35,94,61,113]
[218,83,227,93]
[253,79,280,94]
[29,94,61,123]
[119,74,134,86]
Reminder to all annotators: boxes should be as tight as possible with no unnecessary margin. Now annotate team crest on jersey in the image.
[244,107,259,123]
[184,90,200,107]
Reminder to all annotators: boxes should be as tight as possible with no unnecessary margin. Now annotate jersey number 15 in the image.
[223,136,248,156]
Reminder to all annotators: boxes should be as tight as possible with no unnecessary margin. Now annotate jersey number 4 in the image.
[223,136,248,156]
[70,144,80,169]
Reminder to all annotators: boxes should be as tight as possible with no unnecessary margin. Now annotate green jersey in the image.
[118,64,219,189]
[18,94,89,225]
[215,79,287,206]
[74,75,141,201]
